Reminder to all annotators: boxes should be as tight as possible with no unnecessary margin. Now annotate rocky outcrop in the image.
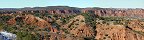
[70,24,94,37]
[1,6,144,18]
[6,18,16,25]
[82,8,144,18]
[3,7,144,40]
[6,14,56,32]
[61,15,94,38]
[95,24,144,40]
[95,24,126,40]
[128,19,144,32]
[125,29,144,40]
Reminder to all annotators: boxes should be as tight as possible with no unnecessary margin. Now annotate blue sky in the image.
[0,0,144,8]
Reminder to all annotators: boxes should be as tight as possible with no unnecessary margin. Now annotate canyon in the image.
[0,6,144,40]
[0,6,144,18]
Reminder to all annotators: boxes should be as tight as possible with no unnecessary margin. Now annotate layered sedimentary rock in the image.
[61,15,94,38]
[6,18,16,25]
[0,6,144,18]
[127,19,144,32]
[95,24,126,40]
[6,14,55,31]
[95,19,144,40]
[2,6,144,40]
[82,8,144,18]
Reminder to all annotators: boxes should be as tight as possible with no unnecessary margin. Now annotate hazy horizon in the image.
[0,0,144,8]
[0,6,144,9]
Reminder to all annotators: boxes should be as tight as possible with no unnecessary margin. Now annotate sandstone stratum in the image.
[0,6,144,18]
[0,6,144,40]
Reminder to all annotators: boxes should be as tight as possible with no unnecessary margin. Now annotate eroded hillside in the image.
[0,13,144,40]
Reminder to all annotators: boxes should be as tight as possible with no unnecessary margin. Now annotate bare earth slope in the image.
[95,19,144,40]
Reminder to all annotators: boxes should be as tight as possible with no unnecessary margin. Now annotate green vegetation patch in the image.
[133,30,144,36]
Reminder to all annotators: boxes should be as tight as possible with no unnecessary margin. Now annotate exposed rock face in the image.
[82,8,144,18]
[95,24,144,40]
[2,7,144,40]
[61,15,94,38]
[125,29,144,40]
[7,14,55,31]
[1,6,144,18]
[24,15,36,25]
[128,19,144,32]
[96,24,126,40]
[70,24,94,37]
[7,18,16,25]
[59,15,144,40]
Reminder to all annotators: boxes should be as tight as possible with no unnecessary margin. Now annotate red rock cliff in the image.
[0,6,144,18]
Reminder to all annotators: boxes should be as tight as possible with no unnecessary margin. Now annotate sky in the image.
[0,0,144,8]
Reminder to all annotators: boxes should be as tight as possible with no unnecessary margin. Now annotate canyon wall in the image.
[0,6,144,18]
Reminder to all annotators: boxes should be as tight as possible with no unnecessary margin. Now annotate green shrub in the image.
[81,13,97,28]
[0,23,4,30]
[0,15,12,22]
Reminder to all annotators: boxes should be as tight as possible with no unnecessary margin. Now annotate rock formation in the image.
[95,23,144,40]
[61,15,94,38]
[6,14,55,31]
[96,24,126,40]
[2,6,144,40]
[7,18,16,25]
[0,6,144,18]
